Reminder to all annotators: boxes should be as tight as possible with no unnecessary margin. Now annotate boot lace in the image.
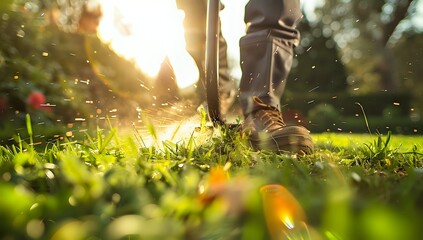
[255,105,286,132]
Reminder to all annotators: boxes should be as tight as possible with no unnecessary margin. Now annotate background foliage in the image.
[284,0,423,133]
[0,0,152,143]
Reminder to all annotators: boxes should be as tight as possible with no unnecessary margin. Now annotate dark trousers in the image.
[177,0,302,116]
[239,0,302,116]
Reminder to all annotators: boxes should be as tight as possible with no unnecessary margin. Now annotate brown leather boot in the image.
[243,97,314,155]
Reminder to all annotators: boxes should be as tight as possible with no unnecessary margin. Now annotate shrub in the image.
[383,106,402,119]
[283,91,412,117]
[307,103,341,131]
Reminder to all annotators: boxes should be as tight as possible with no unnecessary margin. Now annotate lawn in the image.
[1,114,423,240]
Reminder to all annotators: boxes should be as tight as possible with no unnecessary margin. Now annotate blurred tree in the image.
[288,17,348,93]
[283,16,348,126]
[315,0,418,93]
[393,31,423,114]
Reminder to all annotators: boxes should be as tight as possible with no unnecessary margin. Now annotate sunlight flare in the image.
[97,0,198,89]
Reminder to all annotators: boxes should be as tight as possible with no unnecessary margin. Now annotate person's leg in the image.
[240,0,313,154]
[239,0,302,116]
[176,0,235,113]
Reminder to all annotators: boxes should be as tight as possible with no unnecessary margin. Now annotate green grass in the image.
[1,115,423,239]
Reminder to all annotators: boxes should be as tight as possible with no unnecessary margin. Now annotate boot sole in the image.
[249,125,314,155]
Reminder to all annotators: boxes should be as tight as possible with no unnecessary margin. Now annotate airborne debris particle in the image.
[308,86,319,92]
[40,103,56,107]
[17,29,25,38]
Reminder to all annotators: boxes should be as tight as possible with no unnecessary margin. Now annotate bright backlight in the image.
[97,0,199,89]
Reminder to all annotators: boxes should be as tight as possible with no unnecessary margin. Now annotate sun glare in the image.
[97,0,199,89]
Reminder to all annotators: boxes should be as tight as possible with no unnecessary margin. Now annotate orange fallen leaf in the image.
[260,184,307,240]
